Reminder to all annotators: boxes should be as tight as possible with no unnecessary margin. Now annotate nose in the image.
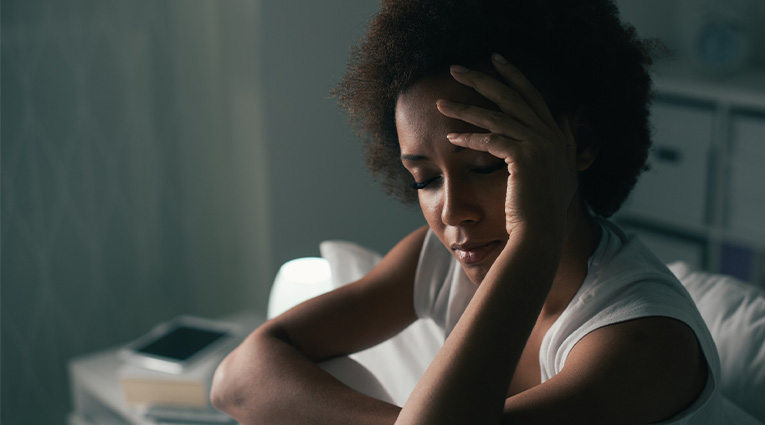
[441,178,482,226]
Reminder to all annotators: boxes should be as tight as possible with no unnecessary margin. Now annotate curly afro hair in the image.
[334,0,656,218]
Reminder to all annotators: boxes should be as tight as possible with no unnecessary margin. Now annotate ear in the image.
[576,146,599,171]
[565,110,598,172]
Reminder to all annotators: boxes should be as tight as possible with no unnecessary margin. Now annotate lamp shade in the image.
[267,257,333,319]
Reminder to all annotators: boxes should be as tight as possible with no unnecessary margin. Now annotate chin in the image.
[463,265,490,287]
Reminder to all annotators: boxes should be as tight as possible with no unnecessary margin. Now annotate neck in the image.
[540,198,601,319]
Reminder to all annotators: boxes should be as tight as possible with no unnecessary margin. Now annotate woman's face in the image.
[396,74,509,285]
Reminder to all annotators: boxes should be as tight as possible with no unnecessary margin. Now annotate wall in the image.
[259,0,424,270]
[1,1,424,423]
[1,1,270,424]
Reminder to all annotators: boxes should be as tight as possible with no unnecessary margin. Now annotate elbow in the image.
[210,354,237,413]
[210,344,256,418]
[210,325,285,422]
[209,329,271,420]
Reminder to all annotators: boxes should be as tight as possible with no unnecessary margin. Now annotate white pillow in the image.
[668,261,765,422]
[319,240,443,406]
[319,240,382,288]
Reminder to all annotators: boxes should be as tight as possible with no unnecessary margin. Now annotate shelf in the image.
[616,213,709,241]
[653,60,765,110]
[619,62,765,283]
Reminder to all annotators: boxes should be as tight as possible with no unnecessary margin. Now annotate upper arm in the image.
[259,225,429,361]
[503,316,708,425]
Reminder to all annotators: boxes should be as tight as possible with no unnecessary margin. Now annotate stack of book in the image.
[118,316,243,424]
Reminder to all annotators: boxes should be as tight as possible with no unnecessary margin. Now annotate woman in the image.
[211,1,725,423]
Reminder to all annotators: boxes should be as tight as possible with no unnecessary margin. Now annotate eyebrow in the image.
[400,146,466,161]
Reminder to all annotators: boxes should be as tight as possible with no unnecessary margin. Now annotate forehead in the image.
[395,74,499,149]
[396,73,498,118]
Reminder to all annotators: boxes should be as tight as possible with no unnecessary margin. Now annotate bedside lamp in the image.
[267,257,333,319]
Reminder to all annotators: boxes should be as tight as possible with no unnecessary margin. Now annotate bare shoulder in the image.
[572,317,708,421]
[506,316,708,425]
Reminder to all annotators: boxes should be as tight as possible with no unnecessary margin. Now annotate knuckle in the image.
[500,89,519,104]
[482,134,494,146]
[487,111,505,125]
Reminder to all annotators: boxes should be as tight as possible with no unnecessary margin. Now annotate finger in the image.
[449,65,541,129]
[446,131,520,161]
[436,99,532,142]
[490,53,559,131]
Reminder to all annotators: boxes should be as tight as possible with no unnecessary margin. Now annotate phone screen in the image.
[135,325,228,361]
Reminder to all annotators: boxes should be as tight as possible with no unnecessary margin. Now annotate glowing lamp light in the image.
[267,257,333,319]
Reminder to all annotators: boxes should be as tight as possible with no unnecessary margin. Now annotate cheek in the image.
[418,192,442,227]
[419,192,457,248]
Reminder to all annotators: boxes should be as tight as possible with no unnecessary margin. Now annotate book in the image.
[143,404,235,424]
[119,345,226,407]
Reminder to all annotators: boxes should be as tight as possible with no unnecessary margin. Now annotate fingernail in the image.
[437,99,455,108]
[446,133,461,141]
[450,65,470,73]
[492,53,508,64]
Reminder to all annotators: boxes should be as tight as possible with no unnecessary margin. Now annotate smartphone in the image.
[120,316,241,374]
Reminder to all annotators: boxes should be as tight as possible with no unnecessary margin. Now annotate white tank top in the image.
[412,220,733,424]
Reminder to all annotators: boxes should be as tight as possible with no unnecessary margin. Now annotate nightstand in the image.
[67,312,265,425]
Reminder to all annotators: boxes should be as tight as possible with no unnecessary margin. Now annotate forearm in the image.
[396,227,562,425]
[211,329,401,425]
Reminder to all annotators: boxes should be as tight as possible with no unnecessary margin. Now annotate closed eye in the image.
[410,176,441,190]
[410,163,504,190]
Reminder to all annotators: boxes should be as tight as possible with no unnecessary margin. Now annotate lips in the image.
[451,240,501,265]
